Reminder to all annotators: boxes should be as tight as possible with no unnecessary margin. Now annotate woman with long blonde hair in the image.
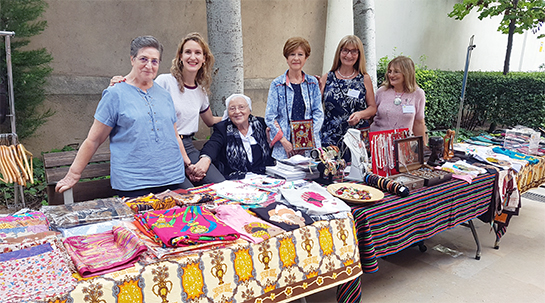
[318,35,376,160]
[155,32,224,184]
[369,56,427,143]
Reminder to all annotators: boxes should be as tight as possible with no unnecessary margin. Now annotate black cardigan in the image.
[200,116,275,179]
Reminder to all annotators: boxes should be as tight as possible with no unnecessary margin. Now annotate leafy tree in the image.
[448,0,545,75]
[0,0,53,139]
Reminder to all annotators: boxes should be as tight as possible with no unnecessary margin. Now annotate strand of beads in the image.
[362,172,410,197]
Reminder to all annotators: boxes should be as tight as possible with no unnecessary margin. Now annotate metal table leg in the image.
[493,223,501,249]
[467,219,481,260]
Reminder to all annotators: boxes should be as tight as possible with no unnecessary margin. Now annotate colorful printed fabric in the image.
[120,221,238,260]
[124,193,177,212]
[63,225,147,278]
[0,242,53,261]
[0,231,59,254]
[280,181,351,215]
[492,146,539,164]
[0,211,49,238]
[41,197,134,229]
[124,190,215,211]
[0,243,77,303]
[251,202,314,231]
[184,184,231,204]
[215,204,284,243]
[237,176,287,192]
[469,146,527,172]
[441,160,487,177]
[137,206,240,247]
[57,217,361,303]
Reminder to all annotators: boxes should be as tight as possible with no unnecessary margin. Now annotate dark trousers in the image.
[182,136,225,186]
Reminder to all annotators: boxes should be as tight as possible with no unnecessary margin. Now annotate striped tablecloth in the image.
[350,172,495,273]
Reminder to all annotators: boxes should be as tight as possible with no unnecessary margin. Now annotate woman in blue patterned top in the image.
[265,37,324,160]
[319,35,376,159]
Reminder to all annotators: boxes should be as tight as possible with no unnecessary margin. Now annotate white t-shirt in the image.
[155,73,210,136]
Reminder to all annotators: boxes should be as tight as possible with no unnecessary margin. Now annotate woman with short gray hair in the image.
[56,35,192,197]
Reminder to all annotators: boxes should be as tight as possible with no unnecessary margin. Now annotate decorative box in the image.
[387,173,425,190]
[394,136,452,187]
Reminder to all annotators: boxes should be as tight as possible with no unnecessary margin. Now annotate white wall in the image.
[374,0,545,72]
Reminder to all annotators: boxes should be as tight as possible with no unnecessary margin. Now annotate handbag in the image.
[290,119,315,150]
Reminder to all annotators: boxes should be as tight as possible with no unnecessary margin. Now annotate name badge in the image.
[347,89,360,98]
[402,105,415,114]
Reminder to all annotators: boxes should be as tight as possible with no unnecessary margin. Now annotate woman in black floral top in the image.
[318,35,376,159]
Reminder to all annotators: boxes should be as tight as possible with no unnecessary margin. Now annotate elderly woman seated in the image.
[189,94,275,181]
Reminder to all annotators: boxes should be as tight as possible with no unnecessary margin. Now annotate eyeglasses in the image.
[341,48,359,56]
[228,105,248,112]
[137,56,160,66]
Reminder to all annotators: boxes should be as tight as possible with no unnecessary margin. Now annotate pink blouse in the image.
[370,86,425,133]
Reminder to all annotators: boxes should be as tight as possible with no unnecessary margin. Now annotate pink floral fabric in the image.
[0,243,77,303]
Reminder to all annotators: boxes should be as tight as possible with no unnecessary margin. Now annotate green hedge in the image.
[376,69,545,131]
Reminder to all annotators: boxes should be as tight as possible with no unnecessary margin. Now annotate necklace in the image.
[394,91,404,106]
[337,69,356,79]
[344,129,368,170]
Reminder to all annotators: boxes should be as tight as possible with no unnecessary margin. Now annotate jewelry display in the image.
[387,173,425,190]
[362,172,410,197]
[394,136,423,172]
[343,128,369,181]
[369,128,409,177]
[392,136,453,187]
[310,145,346,185]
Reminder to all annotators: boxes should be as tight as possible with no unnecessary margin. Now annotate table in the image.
[350,172,495,274]
[517,157,545,193]
[45,215,362,303]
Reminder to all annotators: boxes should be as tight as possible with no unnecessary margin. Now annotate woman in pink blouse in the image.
[370,56,427,144]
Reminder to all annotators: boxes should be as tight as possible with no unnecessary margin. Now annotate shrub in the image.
[0,0,54,139]
[377,60,545,131]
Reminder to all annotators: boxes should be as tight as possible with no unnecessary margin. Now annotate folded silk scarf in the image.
[137,206,240,247]
[63,225,147,278]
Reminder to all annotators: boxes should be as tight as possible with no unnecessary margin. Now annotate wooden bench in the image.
[43,140,209,205]
[43,148,115,205]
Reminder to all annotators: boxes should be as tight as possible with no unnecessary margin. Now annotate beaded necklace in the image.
[337,68,356,79]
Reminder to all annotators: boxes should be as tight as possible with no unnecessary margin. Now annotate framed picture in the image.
[394,136,424,172]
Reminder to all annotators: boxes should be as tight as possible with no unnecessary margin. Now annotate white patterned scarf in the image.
[225,115,271,179]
